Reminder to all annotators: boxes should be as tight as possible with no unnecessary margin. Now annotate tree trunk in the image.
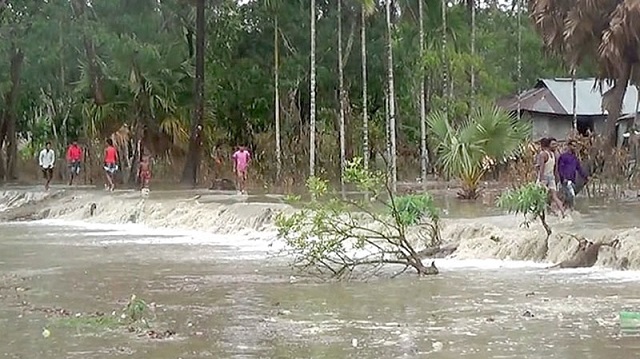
[470,0,476,107]
[571,67,577,130]
[71,0,106,105]
[361,4,369,171]
[385,0,397,193]
[516,0,522,120]
[274,15,282,183]
[338,0,346,197]
[3,47,25,181]
[603,63,632,148]
[418,0,428,186]
[441,0,449,101]
[309,0,317,177]
[181,0,205,185]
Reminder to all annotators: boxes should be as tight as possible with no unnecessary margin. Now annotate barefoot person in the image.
[232,145,251,194]
[38,141,55,191]
[66,140,82,185]
[557,140,589,210]
[138,155,152,193]
[537,137,564,217]
[103,138,118,191]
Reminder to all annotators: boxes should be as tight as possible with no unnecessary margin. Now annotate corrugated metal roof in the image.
[497,87,566,114]
[538,78,639,116]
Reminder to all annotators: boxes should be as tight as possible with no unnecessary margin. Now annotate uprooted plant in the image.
[275,157,442,280]
[549,235,624,269]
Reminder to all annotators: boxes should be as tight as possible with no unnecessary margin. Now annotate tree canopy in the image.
[0,0,587,184]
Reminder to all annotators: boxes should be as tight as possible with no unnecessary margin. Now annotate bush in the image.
[496,182,551,237]
[275,157,441,279]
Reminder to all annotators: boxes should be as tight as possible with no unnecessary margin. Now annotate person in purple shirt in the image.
[557,140,589,209]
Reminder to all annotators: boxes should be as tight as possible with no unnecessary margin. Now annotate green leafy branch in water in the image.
[275,157,441,280]
[497,182,551,238]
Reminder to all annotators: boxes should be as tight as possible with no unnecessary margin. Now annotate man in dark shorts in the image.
[66,140,82,185]
[38,141,56,191]
[103,138,119,191]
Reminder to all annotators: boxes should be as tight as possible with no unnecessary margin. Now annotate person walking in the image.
[232,145,251,195]
[66,140,83,186]
[103,138,118,191]
[38,141,56,191]
[536,137,565,217]
[557,140,589,209]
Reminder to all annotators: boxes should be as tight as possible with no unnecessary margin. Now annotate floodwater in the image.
[3,214,640,358]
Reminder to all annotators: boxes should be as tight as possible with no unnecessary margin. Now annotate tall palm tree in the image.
[338,0,346,196]
[181,0,205,185]
[266,0,282,182]
[310,0,317,177]
[529,0,640,147]
[385,0,397,192]
[418,0,428,186]
[361,0,375,171]
[441,0,448,102]
[470,0,476,105]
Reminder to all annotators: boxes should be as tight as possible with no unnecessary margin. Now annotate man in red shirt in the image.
[66,140,83,186]
[103,138,119,191]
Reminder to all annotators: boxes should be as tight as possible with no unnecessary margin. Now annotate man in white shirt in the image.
[38,141,55,190]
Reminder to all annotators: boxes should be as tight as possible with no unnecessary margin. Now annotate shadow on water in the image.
[2,223,640,358]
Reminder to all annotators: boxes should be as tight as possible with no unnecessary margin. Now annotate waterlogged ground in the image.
[2,221,640,358]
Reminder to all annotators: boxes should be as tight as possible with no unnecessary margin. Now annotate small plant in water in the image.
[123,294,154,329]
[275,157,442,279]
[497,182,551,237]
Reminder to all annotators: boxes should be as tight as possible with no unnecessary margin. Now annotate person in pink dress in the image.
[232,145,251,194]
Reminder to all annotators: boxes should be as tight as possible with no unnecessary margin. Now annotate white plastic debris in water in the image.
[351,338,358,348]
[432,341,443,352]
[42,328,51,338]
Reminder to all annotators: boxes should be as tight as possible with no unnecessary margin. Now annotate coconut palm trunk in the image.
[385,0,397,192]
[309,0,317,178]
[441,0,448,101]
[418,0,428,187]
[361,4,369,171]
[274,14,282,182]
[338,0,346,197]
[470,0,476,106]
[181,0,205,185]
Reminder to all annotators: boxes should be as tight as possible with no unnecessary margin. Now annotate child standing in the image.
[138,155,152,194]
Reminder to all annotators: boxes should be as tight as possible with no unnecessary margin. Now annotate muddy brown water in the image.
[2,218,640,359]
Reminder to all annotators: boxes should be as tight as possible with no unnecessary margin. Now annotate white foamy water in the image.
[31,218,284,255]
[2,188,640,278]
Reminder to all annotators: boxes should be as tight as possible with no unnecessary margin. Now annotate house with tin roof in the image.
[498,78,639,145]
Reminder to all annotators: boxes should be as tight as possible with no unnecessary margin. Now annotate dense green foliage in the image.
[275,157,441,278]
[0,0,586,183]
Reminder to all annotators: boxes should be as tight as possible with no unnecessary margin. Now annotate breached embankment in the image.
[0,188,638,270]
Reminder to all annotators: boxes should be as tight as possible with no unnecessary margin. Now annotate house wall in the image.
[527,113,573,140]
[526,112,608,140]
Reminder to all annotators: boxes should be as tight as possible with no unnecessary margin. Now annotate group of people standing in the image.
[536,137,589,217]
[38,139,131,192]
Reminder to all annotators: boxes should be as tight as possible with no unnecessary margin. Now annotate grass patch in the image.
[53,313,121,330]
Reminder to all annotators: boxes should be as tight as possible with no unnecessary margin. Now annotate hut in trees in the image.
[498,78,640,146]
